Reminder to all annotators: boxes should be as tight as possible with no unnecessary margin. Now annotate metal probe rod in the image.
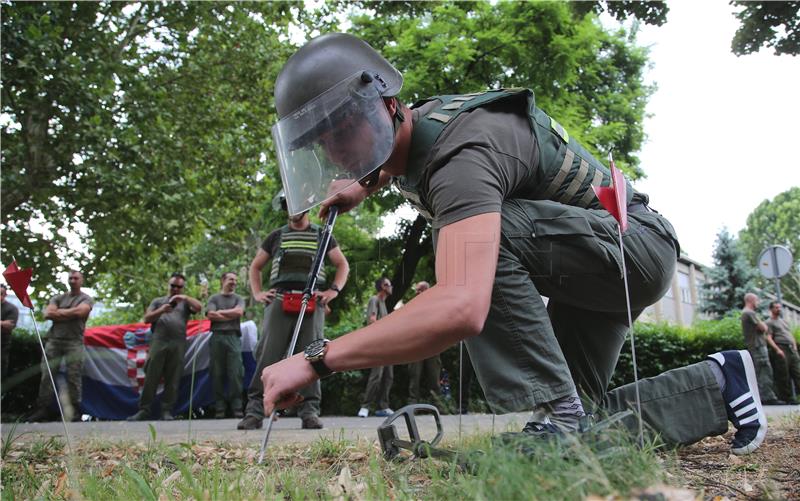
[257,206,339,463]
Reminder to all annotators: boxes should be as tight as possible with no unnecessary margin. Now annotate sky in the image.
[630,1,800,266]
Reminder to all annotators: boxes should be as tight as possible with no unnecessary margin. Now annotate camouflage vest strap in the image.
[269,224,327,288]
[530,106,632,208]
[396,88,632,217]
[396,89,532,219]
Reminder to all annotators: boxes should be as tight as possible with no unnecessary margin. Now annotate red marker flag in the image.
[593,153,629,232]
[3,260,34,308]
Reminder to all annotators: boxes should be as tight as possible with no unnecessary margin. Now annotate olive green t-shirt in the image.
[48,292,94,340]
[207,292,245,332]
[766,317,795,346]
[148,296,195,340]
[366,295,388,324]
[411,98,539,231]
[741,308,765,350]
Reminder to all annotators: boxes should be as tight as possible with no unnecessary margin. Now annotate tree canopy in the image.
[730,1,800,56]
[739,187,800,306]
[3,1,655,325]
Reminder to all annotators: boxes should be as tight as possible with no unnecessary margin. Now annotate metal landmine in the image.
[377,404,479,473]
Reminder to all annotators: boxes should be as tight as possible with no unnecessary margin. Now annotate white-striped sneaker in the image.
[708,350,768,455]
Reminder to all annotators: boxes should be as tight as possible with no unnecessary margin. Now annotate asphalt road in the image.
[4,406,798,447]
[4,412,531,447]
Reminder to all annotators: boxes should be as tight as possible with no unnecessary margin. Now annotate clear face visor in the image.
[272,72,395,216]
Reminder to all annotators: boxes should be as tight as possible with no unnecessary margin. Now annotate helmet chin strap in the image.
[359,98,404,188]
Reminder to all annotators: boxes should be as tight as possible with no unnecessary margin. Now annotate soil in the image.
[674,415,800,500]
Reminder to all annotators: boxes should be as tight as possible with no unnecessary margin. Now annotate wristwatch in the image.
[330,284,341,294]
[304,339,334,378]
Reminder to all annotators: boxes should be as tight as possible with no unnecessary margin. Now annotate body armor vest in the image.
[393,88,635,221]
[269,224,327,289]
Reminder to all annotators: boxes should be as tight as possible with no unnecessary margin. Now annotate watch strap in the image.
[310,359,334,379]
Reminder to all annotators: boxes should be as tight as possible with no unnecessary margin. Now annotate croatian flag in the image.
[80,320,258,420]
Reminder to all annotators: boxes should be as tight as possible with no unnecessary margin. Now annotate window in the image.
[678,272,692,304]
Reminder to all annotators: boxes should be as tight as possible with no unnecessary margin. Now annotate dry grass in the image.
[676,413,800,500]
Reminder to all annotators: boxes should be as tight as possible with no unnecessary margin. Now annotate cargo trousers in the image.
[408,355,441,404]
[210,330,244,415]
[465,199,728,446]
[138,335,186,416]
[769,343,799,402]
[36,337,85,413]
[244,298,324,419]
[749,345,779,401]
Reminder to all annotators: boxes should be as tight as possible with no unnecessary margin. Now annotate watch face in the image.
[305,339,326,359]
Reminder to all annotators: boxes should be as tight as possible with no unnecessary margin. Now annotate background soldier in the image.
[740,293,783,405]
[237,192,349,430]
[406,281,441,405]
[766,301,800,405]
[358,277,394,417]
[1,284,20,380]
[28,270,93,422]
[259,33,771,456]
[128,273,201,421]
[207,272,246,418]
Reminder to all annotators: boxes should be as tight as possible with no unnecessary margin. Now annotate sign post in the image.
[757,245,793,306]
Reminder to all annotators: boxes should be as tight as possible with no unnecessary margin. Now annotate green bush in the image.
[611,315,745,388]
[6,316,797,420]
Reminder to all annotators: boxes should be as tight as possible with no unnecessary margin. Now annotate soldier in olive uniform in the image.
[740,293,783,404]
[259,33,769,456]
[207,272,246,418]
[236,192,349,431]
[128,273,201,421]
[28,270,93,422]
[357,277,394,417]
[766,301,800,404]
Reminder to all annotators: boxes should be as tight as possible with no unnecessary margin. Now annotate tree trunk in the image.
[386,214,432,311]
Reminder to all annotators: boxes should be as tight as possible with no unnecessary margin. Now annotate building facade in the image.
[640,255,799,327]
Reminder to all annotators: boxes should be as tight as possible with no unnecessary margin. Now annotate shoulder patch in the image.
[550,117,570,144]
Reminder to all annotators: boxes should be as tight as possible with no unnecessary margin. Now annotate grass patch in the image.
[0,424,682,500]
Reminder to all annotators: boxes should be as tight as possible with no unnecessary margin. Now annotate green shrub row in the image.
[3,317,797,420]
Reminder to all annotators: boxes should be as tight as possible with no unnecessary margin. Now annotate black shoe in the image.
[708,350,768,455]
[27,408,53,423]
[301,416,323,429]
[236,415,263,430]
[161,412,174,421]
[497,420,562,445]
[127,410,150,422]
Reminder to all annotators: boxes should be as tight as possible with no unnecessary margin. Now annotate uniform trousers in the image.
[361,365,393,410]
[210,330,244,414]
[769,342,800,401]
[139,335,186,415]
[408,355,441,403]
[465,199,729,445]
[36,337,85,413]
[244,298,323,419]
[749,345,779,401]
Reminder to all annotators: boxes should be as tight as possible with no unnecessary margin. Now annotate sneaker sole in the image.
[731,350,768,455]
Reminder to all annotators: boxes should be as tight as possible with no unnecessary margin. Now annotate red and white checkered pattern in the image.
[127,346,149,394]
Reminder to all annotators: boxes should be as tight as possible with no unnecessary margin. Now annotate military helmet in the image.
[274,33,403,119]
[272,33,403,216]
